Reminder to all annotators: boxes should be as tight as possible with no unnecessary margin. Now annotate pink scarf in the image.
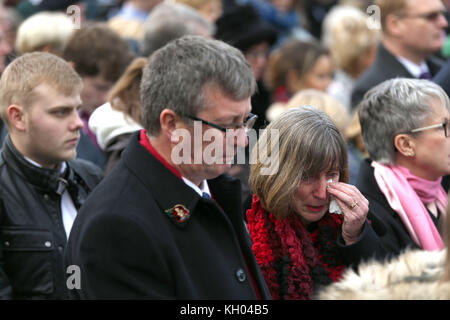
[372,161,447,251]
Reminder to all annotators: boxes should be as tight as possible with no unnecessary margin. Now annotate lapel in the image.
[122,131,201,228]
[376,44,413,78]
[356,158,396,215]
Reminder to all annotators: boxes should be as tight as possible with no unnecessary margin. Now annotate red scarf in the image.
[246,195,345,300]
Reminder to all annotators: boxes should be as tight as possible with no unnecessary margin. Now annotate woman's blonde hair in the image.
[266,89,350,134]
[250,106,348,219]
[322,5,380,75]
[108,57,147,125]
[15,11,74,56]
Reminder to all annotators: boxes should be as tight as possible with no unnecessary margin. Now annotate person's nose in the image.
[438,13,449,28]
[71,111,84,131]
[313,176,328,200]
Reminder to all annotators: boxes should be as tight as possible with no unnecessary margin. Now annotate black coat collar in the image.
[1,135,73,195]
[376,43,444,77]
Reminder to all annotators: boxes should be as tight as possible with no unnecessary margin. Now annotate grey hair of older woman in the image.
[250,106,348,219]
[358,78,450,165]
[140,35,256,136]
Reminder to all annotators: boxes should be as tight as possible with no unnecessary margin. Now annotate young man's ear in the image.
[7,104,27,131]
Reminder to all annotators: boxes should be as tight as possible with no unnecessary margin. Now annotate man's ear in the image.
[385,13,404,37]
[394,133,416,157]
[159,109,181,142]
[7,104,27,132]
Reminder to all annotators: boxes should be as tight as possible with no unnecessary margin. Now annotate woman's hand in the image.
[327,182,369,245]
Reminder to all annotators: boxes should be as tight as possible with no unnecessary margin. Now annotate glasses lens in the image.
[425,10,446,21]
[245,114,257,130]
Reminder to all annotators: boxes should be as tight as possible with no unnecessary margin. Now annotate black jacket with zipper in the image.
[0,136,102,299]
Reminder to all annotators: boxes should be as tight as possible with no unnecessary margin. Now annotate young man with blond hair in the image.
[0,52,102,299]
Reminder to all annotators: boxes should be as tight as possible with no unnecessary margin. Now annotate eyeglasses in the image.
[398,9,447,22]
[185,113,258,134]
[410,119,449,137]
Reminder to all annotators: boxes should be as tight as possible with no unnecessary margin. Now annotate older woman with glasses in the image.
[357,78,450,257]
[246,106,386,300]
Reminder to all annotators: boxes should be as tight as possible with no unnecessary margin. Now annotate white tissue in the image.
[327,179,343,214]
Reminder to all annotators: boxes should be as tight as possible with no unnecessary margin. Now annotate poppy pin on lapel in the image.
[165,204,190,224]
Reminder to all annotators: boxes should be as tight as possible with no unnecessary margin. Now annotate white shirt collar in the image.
[396,56,429,78]
[182,177,211,198]
[24,157,66,173]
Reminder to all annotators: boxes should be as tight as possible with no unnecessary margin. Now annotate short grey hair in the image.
[358,78,450,164]
[141,2,215,57]
[141,35,256,135]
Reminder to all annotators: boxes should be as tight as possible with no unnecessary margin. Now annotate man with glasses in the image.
[351,0,448,108]
[66,35,272,299]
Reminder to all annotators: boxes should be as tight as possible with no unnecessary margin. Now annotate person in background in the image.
[265,39,333,104]
[0,52,103,299]
[215,4,278,210]
[62,22,135,169]
[107,0,162,41]
[0,4,14,143]
[322,4,380,111]
[89,57,145,174]
[215,4,277,131]
[236,0,313,46]
[15,11,74,57]
[356,78,450,257]
[89,1,216,175]
[14,0,84,20]
[351,0,447,109]
[66,36,271,299]
[140,1,215,57]
[0,4,12,75]
[174,0,223,22]
[247,106,386,299]
[266,89,349,132]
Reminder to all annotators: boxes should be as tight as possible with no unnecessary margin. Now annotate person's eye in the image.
[52,109,71,117]
[301,175,312,183]
[327,172,339,180]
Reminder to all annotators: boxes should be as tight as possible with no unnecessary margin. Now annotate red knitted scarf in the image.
[246,195,345,300]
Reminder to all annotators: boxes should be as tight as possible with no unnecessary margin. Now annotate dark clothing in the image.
[252,80,271,132]
[355,159,443,257]
[433,58,450,97]
[0,136,103,299]
[76,131,106,170]
[66,131,271,299]
[103,132,132,175]
[351,43,444,109]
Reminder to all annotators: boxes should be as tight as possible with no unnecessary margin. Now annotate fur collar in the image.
[317,249,450,300]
